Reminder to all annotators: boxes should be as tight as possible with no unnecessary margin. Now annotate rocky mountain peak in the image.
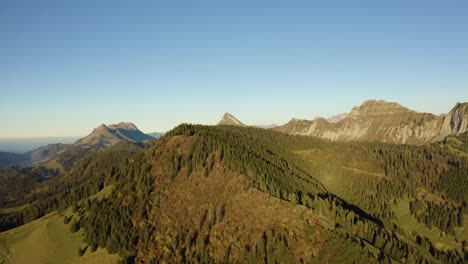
[217,113,246,126]
[108,122,138,131]
[349,100,410,118]
[450,102,468,113]
[443,102,468,134]
[275,100,468,144]
[75,122,153,147]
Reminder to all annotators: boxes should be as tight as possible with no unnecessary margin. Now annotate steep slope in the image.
[275,100,468,144]
[216,113,246,126]
[24,143,69,164]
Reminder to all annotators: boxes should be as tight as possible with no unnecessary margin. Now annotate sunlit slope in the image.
[0,211,118,264]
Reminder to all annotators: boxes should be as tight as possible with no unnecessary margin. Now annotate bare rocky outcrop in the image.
[216,113,246,127]
[275,100,468,145]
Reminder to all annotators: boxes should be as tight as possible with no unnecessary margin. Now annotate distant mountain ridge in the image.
[0,137,79,154]
[147,132,164,138]
[0,122,155,169]
[74,122,153,147]
[275,100,468,144]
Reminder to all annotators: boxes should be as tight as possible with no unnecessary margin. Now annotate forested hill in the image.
[0,125,467,263]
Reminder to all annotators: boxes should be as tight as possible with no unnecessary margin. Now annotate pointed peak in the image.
[223,112,235,118]
[217,113,246,126]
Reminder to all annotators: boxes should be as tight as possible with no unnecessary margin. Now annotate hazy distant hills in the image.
[0,152,30,168]
[24,143,69,164]
[326,112,348,123]
[0,122,156,169]
[275,100,468,144]
[147,132,163,138]
[0,137,79,154]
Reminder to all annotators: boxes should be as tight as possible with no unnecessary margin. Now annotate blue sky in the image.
[1,1,467,137]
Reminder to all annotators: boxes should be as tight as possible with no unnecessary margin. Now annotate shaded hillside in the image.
[0,166,59,208]
[275,100,468,144]
[0,152,30,168]
[24,143,69,164]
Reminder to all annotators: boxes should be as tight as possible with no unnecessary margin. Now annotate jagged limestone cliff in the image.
[275,100,468,144]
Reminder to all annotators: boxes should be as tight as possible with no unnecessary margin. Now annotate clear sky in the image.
[1,1,468,137]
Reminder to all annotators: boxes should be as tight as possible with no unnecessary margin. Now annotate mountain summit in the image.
[217,113,246,127]
[74,122,153,147]
[275,100,468,144]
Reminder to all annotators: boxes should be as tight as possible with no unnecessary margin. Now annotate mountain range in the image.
[0,121,466,263]
[215,100,468,145]
[273,100,468,144]
[217,113,247,126]
[1,100,467,170]
[74,122,153,147]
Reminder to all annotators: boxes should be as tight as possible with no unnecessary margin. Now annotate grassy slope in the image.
[0,205,30,216]
[43,159,66,173]
[392,199,460,251]
[295,140,467,256]
[0,199,119,264]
